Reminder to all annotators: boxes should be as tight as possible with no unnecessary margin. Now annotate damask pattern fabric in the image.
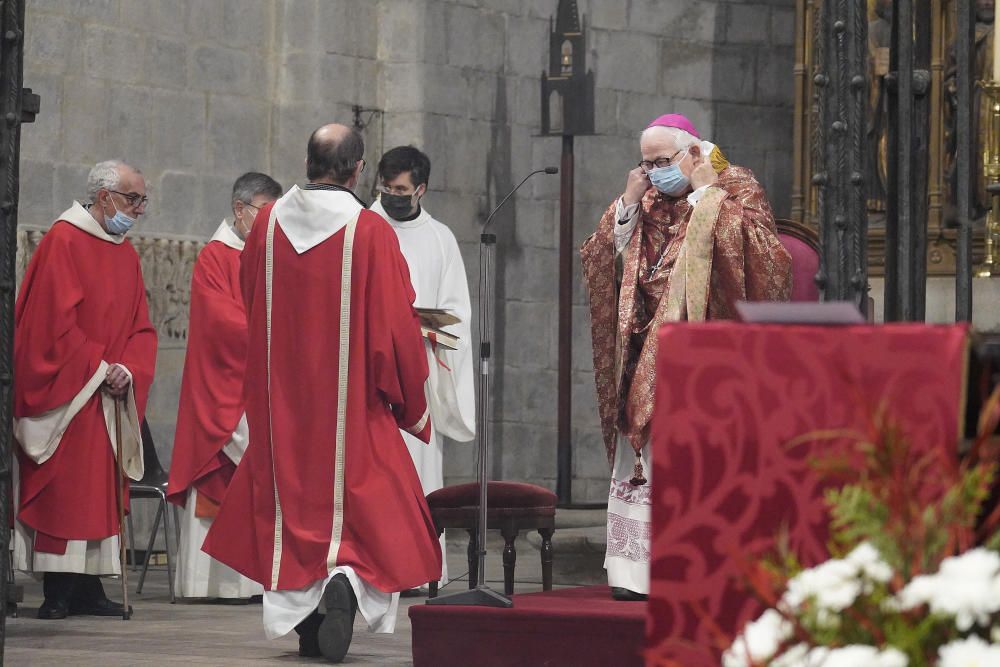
[647,322,969,666]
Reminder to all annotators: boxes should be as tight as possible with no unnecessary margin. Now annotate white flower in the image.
[803,646,907,667]
[781,543,893,617]
[897,548,1000,631]
[769,643,810,667]
[846,542,894,584]
[722,608,793,667]
[783,558,862,614]
[937,635,1000,666]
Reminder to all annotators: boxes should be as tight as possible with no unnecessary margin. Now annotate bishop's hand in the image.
[623,167,652,208]
[689,153,718,190]
[104,363,131,399]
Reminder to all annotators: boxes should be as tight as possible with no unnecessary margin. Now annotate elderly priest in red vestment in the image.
[203,124,441,663]
[167,171,282,600]
[581,114,792,602]
[13,159,158,619]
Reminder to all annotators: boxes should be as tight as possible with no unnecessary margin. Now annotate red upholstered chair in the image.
[425,481,556,597]
[775,218,821,302]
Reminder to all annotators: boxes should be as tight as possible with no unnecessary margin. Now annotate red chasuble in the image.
[15,216,157,545]
[203,189,442,593]
[167,234,246,511]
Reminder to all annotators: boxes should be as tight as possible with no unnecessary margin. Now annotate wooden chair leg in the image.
[466,529,478,589]
[429,527,443,599]
[538,527,554,591]
[501,526,518,596]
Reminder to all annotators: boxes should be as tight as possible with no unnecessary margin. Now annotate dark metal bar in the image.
[884,0,900,320]
[0,0,29,654]
[895,0,916,320]
[955,0,975,320]
[847,0,869,308]
[813,0,831,298]
[815,0,868,311]
[556,136,573,505]
[815,0,835,299]
[911,0,931,320]
[833,0,849,298]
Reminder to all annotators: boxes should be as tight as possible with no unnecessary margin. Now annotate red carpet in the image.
[409,585,645,667]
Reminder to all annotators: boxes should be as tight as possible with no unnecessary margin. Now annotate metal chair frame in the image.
[127,421,178,603]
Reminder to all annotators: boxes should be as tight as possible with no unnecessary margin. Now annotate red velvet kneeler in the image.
[410,585,645,666]
[647,323,968,666]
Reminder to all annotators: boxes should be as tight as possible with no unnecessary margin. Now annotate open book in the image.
[416,307,461,351]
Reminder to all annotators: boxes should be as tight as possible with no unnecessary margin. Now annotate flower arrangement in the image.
[724,388,1000,667]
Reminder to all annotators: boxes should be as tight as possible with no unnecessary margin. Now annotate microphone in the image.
[483,167,559,230]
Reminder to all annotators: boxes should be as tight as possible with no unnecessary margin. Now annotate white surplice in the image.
[370,199,476,585]
[605,439,652,595]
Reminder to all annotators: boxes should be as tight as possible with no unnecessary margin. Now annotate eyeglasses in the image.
[377,185,416,196]
[109,190,149,208]
[638,148,686,173]
[358,159,366,173]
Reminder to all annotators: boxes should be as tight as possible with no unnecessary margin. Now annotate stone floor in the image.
[5,513,607,666]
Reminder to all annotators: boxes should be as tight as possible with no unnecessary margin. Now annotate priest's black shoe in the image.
[317,574,357,663]
[295,612,322,658]
[611,587,648,602]
[37,598,70,620]
[69,597,132,617]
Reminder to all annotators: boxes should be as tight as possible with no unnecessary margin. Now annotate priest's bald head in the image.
[306,123,365,190]
[86,159,147,235]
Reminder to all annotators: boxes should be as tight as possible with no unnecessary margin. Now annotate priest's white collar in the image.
[56,201,127,244]
[370,199,432,230]
[272,185,362,255]
[210,219,245,251]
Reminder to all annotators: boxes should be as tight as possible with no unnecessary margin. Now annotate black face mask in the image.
[380,192,416,220]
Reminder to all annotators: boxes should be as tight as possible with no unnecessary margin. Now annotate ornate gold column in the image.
[791,0,814,224]
[977,82,1000,276]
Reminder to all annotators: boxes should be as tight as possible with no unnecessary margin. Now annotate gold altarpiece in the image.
[792,0,988,276]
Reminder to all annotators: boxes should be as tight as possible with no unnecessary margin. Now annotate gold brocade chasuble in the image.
[580,165,793,469]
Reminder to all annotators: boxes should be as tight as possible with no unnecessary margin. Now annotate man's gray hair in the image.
[85,159,141,203]
[640,125,699,150]
[231,172,283,207]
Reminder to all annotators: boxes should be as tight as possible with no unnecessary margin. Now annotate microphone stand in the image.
[426,167,558,608]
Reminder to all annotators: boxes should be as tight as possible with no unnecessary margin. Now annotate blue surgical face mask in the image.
[104,196,136,235]
[647,152,690,197]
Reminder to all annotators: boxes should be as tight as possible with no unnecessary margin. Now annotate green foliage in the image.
[741,387,1000,665]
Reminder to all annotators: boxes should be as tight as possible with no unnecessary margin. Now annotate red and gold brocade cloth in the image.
[580,165,792,468]
[646,322,970,667]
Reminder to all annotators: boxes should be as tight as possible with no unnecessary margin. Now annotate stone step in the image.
[554,507,607,529]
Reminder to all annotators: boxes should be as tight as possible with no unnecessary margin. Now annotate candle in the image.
[995,0,1000,80]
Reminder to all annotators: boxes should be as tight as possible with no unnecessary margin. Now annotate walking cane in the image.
[114,397,131,620]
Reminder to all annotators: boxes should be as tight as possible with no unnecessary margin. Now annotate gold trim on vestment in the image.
[327,214,359,571]
[663,187,727,322]
[265,209,283,590]
[404,406,431,436]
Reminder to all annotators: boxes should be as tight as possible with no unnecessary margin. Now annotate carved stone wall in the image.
[16,227,204,350]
